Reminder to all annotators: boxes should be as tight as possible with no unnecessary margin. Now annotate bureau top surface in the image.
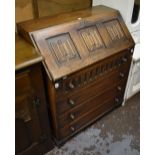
[15,34,43,71]
[17,5,134,80]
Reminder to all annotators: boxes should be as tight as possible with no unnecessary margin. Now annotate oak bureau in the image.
[17,5,135,145]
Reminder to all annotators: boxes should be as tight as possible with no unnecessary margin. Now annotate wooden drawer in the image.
[45,50,132,144]
[57,80,126,128]
[56,62,130,115]
[58,92,123,139]
[55,49,131,96]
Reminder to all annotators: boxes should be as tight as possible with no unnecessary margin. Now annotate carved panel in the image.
[46,34,80,65]
[24,6,134,81]
[104,20,126,42]
[57,50,131,91]
[79,26,104,53]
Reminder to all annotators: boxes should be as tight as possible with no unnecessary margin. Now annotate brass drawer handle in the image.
[117,86,122,91]
[119,73,125,78]
[70,113,75,120]
[122,57,127,62]
[131,48,134,53]
[33,98,40,107]
[55,83,59,89]
[68,99,75,106]
[115,98,119,103]
[69,82,74,89]
[70,126,75,132]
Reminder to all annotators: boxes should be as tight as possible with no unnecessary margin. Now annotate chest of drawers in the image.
[46,49,133,144]
[17,5,135,145]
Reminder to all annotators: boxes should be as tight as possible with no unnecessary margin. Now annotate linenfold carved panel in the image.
[26,7,134,81]
[104,20,126,43]
[79,26,104,52]
[46,34,80,65]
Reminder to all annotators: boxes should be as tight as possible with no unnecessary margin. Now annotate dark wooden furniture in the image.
[15,35,54,155]
[17,5,135,145]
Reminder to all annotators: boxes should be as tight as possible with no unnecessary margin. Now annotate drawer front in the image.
[58,80,126,128]
[56,62,130,115]
[58,92,123,139]
[55,49,131,96]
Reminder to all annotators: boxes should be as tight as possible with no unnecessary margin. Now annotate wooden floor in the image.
[46,92,140,155]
